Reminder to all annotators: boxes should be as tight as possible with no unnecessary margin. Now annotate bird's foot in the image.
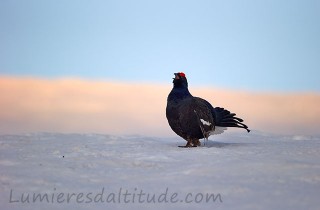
[178,140,199,148]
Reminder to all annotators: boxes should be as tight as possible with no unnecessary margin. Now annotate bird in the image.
[166,72,250,147]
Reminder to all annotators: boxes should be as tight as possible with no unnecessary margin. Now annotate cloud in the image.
[0,77,319,136]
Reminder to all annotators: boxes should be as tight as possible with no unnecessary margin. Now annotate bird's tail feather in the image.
[215,107,250,132]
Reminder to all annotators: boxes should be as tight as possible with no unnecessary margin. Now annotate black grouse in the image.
[166,72,250,147]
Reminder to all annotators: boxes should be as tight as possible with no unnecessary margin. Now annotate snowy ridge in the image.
[0,132,320,210]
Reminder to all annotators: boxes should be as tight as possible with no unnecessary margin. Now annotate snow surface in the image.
[1,132,320,210]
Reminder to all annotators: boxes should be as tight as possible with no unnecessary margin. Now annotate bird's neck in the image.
[168,86,192,102]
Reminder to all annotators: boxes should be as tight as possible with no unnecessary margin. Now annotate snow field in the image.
[0,132,319,210]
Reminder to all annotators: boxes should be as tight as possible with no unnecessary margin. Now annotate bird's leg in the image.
[192,139,201,147]
[186,141,194,147]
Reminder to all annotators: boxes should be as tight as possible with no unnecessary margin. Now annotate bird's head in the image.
[172,72,188,88]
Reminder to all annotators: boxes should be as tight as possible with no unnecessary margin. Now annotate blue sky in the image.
[0,0,319,92]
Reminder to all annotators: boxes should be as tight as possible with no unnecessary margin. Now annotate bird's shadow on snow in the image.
[200,140,253,148]
[172,140,253,148]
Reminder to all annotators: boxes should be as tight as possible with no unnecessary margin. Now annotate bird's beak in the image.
[173,73,180,79]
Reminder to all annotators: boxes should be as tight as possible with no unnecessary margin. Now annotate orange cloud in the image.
[0,76,319,136]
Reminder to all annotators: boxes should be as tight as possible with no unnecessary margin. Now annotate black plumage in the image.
[166,72,250,147]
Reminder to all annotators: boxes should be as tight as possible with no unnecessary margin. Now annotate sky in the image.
[0,0,319,92]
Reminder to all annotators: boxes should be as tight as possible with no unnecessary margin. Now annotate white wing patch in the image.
[210,126,228,135]
[200,119,211,126]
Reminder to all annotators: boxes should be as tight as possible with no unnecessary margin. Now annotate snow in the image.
[1,132,320,210]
